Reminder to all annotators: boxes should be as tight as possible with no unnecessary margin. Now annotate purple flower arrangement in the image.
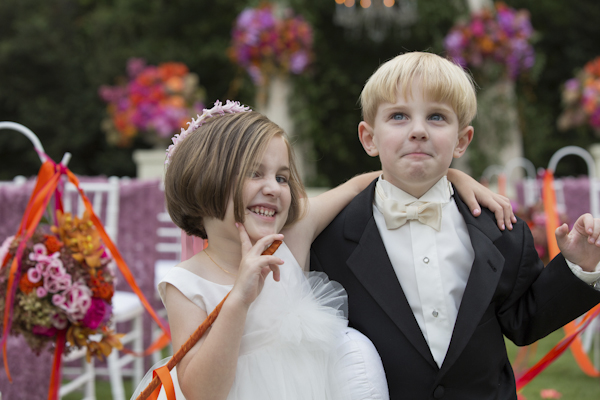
[99,58,205,147]
[444,2,535,81]
[229,3,313,85]
[558,56,600,136]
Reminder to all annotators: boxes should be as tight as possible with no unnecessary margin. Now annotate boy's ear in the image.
[358,121,379,157]
[454,125,474,158]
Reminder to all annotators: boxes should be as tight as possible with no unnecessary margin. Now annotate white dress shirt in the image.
[373,175,600,368]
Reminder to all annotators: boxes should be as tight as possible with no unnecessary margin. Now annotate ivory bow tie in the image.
[375,185,442,231]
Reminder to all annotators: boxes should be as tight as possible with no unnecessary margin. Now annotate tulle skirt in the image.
[132,271,352,400]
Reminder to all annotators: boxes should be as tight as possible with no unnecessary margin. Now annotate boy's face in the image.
[359,81,473,198]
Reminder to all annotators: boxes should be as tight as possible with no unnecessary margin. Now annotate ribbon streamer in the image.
[516,169,600,390]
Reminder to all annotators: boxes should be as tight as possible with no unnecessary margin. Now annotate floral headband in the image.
[165,100,252,165]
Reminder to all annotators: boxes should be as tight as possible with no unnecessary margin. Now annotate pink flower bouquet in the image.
[444,2,535,81]
[558,56,600,136]
[99,58,205,147]
[0,210,122,360]
[229,3,313,85]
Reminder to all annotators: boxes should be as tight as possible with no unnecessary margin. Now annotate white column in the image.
[255,75,315,185]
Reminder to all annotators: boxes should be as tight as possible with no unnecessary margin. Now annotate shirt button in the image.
[423,257,430,264]
[432,310,439,317]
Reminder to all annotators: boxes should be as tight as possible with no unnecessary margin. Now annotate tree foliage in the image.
[1,0,599,183]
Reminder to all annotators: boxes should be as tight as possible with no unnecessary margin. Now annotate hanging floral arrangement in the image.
[228,3,313,86]
[443,2,535,82]
[99,58,206,147]
[0,209,122,360]
[558,56,600,136]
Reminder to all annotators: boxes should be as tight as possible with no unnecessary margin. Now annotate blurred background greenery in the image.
[1,0,599,186]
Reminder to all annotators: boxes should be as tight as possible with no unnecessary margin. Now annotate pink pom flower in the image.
[81,297,112,329]
[36,286,48,298]
[51,313,68,330]
[27,267,43,283]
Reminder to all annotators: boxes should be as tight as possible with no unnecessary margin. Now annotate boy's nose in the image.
[410,121,429,140]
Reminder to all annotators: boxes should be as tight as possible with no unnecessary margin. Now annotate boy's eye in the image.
[392,113,407,120]
[429,113,445,122]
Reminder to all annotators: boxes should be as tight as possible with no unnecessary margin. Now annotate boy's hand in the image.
[556,213,600,272]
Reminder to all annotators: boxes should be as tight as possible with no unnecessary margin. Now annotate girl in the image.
[132,100,514,400]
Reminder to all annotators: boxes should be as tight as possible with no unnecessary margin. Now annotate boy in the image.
[311,52,600,400]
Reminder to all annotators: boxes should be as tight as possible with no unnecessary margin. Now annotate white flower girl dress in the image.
[131,242,388,400]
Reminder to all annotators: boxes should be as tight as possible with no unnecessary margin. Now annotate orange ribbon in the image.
[516,170,600,390]
[149,365,176,400]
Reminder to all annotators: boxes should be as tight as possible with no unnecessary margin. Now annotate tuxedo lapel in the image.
[344,181,437,367]
[439,192,505,375]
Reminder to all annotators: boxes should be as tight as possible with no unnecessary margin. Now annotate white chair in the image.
[151,209,181,364]
[62,177,145,400]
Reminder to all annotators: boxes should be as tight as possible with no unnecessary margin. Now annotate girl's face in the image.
[238,135,292,243]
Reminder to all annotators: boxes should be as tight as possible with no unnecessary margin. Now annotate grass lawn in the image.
[62,329,600,399]
[506,330,600,400]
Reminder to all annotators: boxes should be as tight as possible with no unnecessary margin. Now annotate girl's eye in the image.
[250,171,260,178]
[392,113,407,120]
[276,175,289,184]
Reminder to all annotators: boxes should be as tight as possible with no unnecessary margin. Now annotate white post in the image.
[255,75,315,185]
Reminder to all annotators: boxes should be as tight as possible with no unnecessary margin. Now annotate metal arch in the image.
[0,121,47,163]
[504,157,537,180]
[504,157,539,207]
[547,145,599,217]
[481,164,505,182]
[0,121,72,167]
[547,146,596,177]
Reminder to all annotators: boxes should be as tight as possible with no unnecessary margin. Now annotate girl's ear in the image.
[454,125,474,158]
[358,121,379,157]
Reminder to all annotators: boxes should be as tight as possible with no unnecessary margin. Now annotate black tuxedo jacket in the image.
[311,180,600,400]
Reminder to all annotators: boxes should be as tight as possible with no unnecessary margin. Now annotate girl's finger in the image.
[253,233,284,255]
[262,263,281,282]
[501,198,514,230]
[236,223,253,254]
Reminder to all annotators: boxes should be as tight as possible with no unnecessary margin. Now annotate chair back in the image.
[63,177,120,242]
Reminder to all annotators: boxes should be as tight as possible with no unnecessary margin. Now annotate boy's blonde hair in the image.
[360,52,477,129]
[164,111,306,239]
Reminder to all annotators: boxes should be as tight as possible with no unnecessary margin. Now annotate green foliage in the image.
[1,0,600,184]
[287,0,462,186]
[507,0,600,177]
[0,0,251,179]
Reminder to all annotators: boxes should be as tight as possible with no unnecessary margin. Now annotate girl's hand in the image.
[230,223,284,307]
[448,169,517,230]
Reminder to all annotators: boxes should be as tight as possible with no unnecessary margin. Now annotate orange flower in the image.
[44,235,63,254]
[19,273,42,294]
[165,76,184,93]
[158,62,188,80]
[164,94,185,108]
[98,283,114,301]
[478,37,496,54]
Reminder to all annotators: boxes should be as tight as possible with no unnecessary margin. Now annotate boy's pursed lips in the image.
[402,151,432,158]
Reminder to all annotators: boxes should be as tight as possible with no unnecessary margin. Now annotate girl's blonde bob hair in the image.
[164,111,306,239]
[360,52,478,129]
